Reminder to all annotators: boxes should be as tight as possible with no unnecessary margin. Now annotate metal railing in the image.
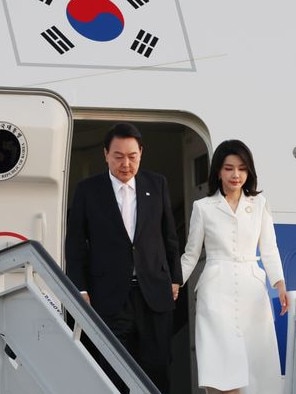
[0,240,160,394]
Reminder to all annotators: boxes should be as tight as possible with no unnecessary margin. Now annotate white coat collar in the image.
[213,190,256,216]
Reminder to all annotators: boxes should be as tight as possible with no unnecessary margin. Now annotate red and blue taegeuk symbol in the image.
[66,0,124,42]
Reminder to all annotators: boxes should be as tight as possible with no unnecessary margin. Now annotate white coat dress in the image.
[181,191,284,393]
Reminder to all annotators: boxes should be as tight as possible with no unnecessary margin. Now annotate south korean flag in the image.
[3,0,195,72]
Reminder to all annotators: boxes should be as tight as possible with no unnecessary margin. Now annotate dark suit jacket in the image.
[66,170,182,316]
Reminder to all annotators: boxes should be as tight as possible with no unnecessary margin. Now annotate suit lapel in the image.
[97,173,130,238]
[236,193,256,215]
[134,172,151,240]
[214,192,235,217]
[97,172,119,209]
[214,191,256,217]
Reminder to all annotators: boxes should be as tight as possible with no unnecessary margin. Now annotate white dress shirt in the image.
[109,171,137,241]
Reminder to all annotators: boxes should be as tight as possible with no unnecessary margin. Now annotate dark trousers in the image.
[102,284,173,394]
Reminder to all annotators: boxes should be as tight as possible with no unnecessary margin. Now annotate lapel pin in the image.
[146,192,150,196]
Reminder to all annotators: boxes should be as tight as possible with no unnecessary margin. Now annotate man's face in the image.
[104,137,142,183]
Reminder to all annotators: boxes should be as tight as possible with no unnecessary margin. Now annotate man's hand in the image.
[80,291,91,304]
[172,283,180,301]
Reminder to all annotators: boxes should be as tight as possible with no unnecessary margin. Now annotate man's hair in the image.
[104,122,143,151]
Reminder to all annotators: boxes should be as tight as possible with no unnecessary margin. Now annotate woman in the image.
[181,140,288,394]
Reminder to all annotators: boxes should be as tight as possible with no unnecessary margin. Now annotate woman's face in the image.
[219,154,248,195]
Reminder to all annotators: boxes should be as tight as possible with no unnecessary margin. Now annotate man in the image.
[65,122,182,393]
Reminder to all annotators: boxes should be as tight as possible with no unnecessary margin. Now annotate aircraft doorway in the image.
[68,108,211,394]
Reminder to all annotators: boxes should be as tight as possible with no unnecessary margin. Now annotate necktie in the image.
[121,184,132,239]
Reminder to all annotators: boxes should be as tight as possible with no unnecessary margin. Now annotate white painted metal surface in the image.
[0,241,160,393]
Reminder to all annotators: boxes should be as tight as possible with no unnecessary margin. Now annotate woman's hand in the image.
[275,280,289,315]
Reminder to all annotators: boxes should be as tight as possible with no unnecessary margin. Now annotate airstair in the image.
[0,240,160,394]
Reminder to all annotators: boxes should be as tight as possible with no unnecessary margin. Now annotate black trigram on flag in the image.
[41,26,75,54]
[39,0,53,5]
[126,0,149,9]
[131,30,159,58]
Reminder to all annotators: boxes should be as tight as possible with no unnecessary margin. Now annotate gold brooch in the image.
[245,206,252,213]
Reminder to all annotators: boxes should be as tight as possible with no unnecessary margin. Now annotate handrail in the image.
[0,240,160,393]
